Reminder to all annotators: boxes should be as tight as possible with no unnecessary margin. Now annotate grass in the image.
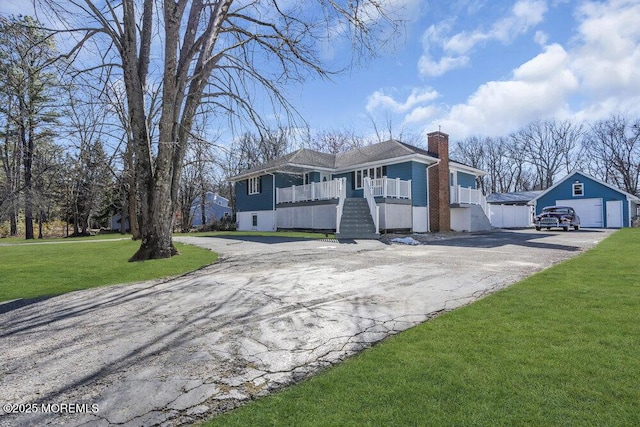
[0,233,132,244]
[177,230,336,239]
[205,228,640,426]
[0,239,218,302]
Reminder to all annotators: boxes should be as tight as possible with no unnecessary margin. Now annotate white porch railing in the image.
[363,177,380,234]
[276,179,344,204]
[451,185,489,215]
[370,177,412,199]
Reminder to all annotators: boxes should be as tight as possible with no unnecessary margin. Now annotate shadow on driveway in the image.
[0,296,54,315]
[195,234,332,244]
[419,229,607,252]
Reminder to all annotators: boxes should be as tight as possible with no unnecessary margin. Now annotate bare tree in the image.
[368,113,423,147]
[451,136,487,193]
[177,122,219,232]
[63,86,112,236]
[584,114,640,196]
[308,128,366,154]
[511,119,582,189]
[37,0,398,259]
[235,128,293,169]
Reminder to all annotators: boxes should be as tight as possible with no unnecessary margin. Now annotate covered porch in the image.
[274,177,413,234]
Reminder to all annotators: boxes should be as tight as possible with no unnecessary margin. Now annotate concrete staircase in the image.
[337,198,379,240]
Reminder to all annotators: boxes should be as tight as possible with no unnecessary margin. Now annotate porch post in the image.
[292,185,296,203]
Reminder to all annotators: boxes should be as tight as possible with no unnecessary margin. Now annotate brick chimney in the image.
[428,131,450,232]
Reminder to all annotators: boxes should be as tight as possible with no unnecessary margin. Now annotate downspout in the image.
[425,161,440,233]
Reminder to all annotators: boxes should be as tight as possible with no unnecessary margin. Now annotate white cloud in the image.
[418,54,470,76]
[426,43,579,137]
[366,87,439,113]
[571,0,640,100]
[404,105,439,123]
[412,0,640,138]
[534,30,548,46]
[419,0,548,76]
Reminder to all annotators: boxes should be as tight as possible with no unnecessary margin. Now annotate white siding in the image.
[237,210,276,231]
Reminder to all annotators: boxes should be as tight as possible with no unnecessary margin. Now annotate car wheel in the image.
[547,227,551,230]
[574,225,579,231]
[535,226,541,231]
[563,226,569,231]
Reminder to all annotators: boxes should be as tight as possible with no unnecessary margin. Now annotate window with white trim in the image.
[572,182,584,197]
[248,177,261,195]
[354,167,384,189]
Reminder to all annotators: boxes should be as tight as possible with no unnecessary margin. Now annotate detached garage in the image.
[533,171,640,228]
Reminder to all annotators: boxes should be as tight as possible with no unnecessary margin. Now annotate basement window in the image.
[572,182,584,197]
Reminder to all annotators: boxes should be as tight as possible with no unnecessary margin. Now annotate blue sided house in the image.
[229,131,491,238]
[532,171,640,228]
[190,192,233,227]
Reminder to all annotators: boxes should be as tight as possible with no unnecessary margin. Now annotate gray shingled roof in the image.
[335,140,435,168]
[486,191,543,204]
[230,139,439,180]
[230,148,336,179]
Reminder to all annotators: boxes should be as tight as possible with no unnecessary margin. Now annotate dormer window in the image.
[572,181,584,197]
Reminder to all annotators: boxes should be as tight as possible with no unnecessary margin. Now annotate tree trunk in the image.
[200,190,206,226]
[127,175,141,239]
[129,172,178,260]
[9,210,17,236]
[37,210,44,239]
[23,131,34,240]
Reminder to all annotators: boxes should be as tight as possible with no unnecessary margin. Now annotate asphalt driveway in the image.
[0,229,612,426]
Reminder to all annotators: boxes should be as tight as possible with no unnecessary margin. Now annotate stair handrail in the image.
[335,177,347,233]
[363,177,380,234]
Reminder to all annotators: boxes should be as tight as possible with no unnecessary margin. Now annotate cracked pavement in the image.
[0,229,611,426]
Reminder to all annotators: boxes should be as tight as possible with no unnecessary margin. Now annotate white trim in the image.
[287,163,335,172]
[572,182,584,197]
[449,162,487,176]
[333,153,439,174]
[248,176,260,195]
[354,166,384,190]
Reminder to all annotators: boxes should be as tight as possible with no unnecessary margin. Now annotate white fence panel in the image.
[489,204,533,228]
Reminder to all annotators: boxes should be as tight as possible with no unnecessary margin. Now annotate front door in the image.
[606,200,623,228]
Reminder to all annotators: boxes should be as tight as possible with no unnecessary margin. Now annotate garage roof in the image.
[532,171,640,203]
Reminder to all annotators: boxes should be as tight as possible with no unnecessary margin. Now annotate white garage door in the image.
[556,198,603,227]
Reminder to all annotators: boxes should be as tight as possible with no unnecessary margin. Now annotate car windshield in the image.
[544,207,570,214]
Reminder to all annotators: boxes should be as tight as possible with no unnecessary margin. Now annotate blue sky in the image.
[2,0,639,144]
[290,0,640,141]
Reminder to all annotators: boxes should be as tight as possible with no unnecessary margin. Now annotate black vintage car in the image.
[535,206,580,231]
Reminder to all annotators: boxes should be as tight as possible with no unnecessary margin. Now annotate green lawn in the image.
[205,228,640,426]
[0,233,133,244]
[0,239,217,302]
